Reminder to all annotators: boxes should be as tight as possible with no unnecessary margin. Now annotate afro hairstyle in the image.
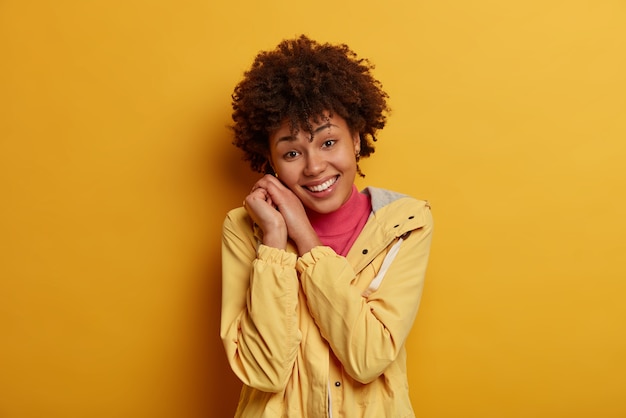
[230,35,390,174]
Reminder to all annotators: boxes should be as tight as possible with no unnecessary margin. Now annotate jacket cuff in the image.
[257,244,297,267]
[296,246,336,273]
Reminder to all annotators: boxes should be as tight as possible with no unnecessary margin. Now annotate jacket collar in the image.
[362,186,408,213]
[346,187,430,272]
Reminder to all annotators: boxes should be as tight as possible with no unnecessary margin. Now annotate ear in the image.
[264,155,277,176]
[353,132,361,155]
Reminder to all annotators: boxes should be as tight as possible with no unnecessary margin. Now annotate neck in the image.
[307,185,371,255]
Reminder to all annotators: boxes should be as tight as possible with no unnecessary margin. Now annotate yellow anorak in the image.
[221,187,433,417]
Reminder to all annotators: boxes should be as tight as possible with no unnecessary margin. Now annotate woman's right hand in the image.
[243,178,288,249]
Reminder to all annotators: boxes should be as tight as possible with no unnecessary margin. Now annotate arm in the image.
[297,203,433,383]
[220,209,301,392]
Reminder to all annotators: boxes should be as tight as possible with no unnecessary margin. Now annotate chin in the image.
[305,200,342,215]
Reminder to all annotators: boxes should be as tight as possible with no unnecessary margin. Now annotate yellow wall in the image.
[1,1,624,417]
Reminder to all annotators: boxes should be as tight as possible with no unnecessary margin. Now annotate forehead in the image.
[271,113,348,138]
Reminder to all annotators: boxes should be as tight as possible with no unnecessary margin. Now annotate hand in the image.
[243,177,288,249]
[245,175,321,255]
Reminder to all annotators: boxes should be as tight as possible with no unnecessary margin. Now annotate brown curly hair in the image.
[231,35,390,175]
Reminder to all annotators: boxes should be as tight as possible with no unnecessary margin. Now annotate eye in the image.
[283,150,300,160]
[322,139,336,148]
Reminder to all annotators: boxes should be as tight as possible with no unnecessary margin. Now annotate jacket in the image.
[220,187,433,417]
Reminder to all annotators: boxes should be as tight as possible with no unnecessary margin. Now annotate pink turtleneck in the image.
[306,185,372,256]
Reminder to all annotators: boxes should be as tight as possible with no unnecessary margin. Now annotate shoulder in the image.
[363,186,431,213]
[362,186,433,231]
[224,206,248,225]
[222,207,262,258]
[223,207,254,237]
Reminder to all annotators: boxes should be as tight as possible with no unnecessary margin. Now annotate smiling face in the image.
[268,113,361,215]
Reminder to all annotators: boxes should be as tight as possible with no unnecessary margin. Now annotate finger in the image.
[248,187,266,200]
[255,174,284,191]
[266,196,279,210]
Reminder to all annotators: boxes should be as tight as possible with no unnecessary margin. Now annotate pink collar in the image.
[307,185,372,255]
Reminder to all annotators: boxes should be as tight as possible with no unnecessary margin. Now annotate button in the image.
[362,249,368,254]
[408,215,414,219]
[335,381,341,387]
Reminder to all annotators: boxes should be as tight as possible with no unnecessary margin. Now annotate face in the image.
[268,113,360,214]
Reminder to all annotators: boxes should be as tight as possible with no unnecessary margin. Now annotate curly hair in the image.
[231,35,390,174]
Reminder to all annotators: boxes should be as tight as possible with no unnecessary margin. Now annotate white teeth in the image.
[307,177,337,192]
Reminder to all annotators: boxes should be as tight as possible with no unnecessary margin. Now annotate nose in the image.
[303,151,326,177]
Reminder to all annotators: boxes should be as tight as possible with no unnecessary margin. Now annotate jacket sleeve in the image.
[297,203,433,384]
[220,209,302,392]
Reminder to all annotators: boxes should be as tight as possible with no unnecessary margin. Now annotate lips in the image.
[305,176,338,193]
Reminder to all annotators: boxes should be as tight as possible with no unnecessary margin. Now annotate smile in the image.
[305,176,338,193]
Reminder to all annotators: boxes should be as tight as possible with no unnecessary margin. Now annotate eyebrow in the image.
[275,123,338,144]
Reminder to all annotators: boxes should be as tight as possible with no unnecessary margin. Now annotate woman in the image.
[220,35,433,418]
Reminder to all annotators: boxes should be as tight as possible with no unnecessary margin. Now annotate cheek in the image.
[274,163,300,184]
[336,152,357,171]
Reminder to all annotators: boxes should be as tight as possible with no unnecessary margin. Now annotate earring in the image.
[355,151,361,162]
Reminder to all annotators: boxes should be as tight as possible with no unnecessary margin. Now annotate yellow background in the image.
[1,0,625,417]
